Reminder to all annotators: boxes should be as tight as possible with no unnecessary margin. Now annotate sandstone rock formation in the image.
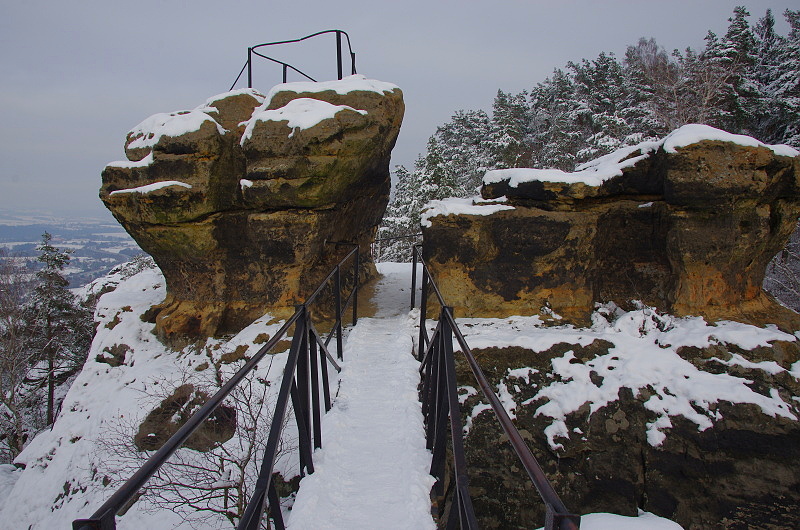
[422,125,800,331]
[101,76,403,343]
[458,335,800,529]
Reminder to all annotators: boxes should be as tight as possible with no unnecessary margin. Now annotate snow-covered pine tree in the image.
[721,6,759,132]
[27,232,92,425]
[0,252,35,462]
[377,110,501,261]
[488,90,530,169]
[528,68,584,171]
[622,38,678,133]
[770,9,800,147]
[569,52,641,162]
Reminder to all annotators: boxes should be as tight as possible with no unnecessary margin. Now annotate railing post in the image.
[72,518,113,530]
[351,52,356,75]
[334,265,344,360]
[441,306,478,529]
[247,47,253,88]
[336,30,343,80]
[282,63,288,83]
[411,244,419,311]
[417,268,429,359]
[352,248,359,325]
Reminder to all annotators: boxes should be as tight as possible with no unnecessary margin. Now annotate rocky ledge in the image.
[101,76,404,344]
[422,124,800,332]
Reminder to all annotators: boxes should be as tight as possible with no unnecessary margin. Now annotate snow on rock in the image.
[452,303,798,450]
[792,360,800,379]
[662,123,799,157]
[196,87,266,112]
[241,98,367,143]
[484,141,658,187]
[421,196,515,227]
[106,152,154,169]
[483,124,798,188]
[109,180,192,196]
[264,74,399,104]
[126,109,226,152]
[537,510,683,530]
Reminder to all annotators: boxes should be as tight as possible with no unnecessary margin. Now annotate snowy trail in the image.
[286,264,435,529]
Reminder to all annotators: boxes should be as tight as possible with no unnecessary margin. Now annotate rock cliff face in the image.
[454,312,800,529]
[422,125,800,528]
[422,125,800,331]
[101,76,403,344]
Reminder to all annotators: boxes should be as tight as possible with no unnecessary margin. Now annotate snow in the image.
[0,465,19,513]
[241,98,367,143]
[286,262,435,530]
[537,510,683,530]
[0,263,295,529]
[108,180,192,196]
[1,262,789,529]
[792,360,800,379]
[197,87,266,111]
[264,75,399,104]
[106,152,154,169]
[710,353,786,375]
[482,124,799,189]
[483,142,658,187]
[662,124,800,157]
[421,196,515,227]
[240,179,253,189]
[452,303,798,450]
[126,109,225,152]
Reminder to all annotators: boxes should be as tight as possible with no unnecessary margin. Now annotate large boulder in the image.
[423,125,800,331]
[101,76,404,344]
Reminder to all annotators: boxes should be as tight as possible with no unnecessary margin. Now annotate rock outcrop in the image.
[422,125,800,331]
[101,76,404,344]
[455,311,800,529]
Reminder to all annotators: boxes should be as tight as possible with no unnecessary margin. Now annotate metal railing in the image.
[230,30,357,90]
[73,245,361,530]
[411,244,581,530]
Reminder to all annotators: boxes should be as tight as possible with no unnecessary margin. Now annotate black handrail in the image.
[229,30,357,90]
[73,245,361,530]
[411,244,581,530]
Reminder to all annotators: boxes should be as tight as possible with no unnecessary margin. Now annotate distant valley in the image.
[0,210,141,288]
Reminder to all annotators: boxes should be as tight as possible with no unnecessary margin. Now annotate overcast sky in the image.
[0,0,795,219]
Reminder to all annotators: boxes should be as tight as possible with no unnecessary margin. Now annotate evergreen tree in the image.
[28,232,92,425]
[488,90,530,168]
[0,252,35,461]
[528,68,584,170]
[772,9,800,146]
[623,38,679,133]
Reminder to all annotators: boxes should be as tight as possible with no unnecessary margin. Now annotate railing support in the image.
[231,30,357,90]
[74,246,360,530]
[336,30,343,80]
[411,244,419,311]
[247,47,253,88]
[412,245,580,530]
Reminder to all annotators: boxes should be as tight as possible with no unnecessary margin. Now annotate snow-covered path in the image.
[286,264,436,529]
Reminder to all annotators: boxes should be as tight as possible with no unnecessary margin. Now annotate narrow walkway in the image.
[286,264,435,529]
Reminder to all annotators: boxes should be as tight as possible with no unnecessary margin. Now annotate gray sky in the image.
[0,0,795,218]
